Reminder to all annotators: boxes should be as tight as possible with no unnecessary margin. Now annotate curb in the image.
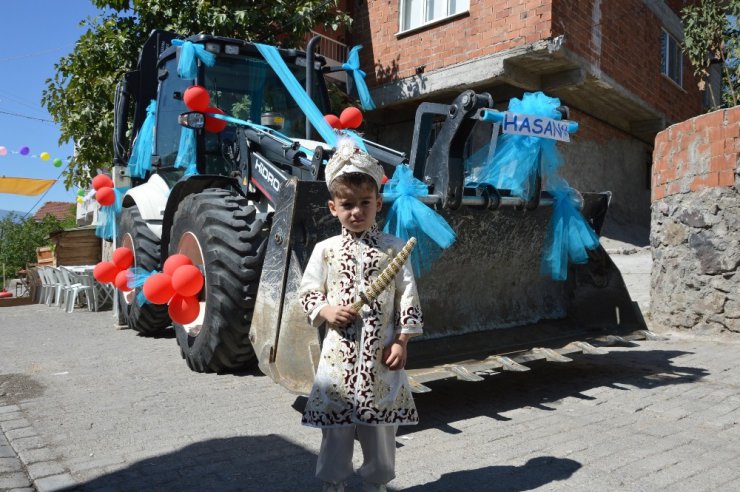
[0,403,78,492]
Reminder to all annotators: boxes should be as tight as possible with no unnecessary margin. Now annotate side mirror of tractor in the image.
[178,111,205,129]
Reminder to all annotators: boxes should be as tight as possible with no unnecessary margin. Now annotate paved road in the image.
[2,279,740,490]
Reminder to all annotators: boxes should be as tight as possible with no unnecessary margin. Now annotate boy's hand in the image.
[383,338,408,370]
[320,305,357,328]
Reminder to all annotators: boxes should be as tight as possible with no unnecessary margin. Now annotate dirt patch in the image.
[0,373,45,403]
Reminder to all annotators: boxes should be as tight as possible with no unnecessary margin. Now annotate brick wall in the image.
[652,107,740,202]
[552,0,702,124]
[351,0,702,123]
[350,0,553,85]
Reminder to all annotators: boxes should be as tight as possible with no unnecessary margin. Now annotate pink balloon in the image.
[0,146,7,156]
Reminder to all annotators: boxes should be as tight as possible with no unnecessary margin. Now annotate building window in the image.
[661,29,683,87]
[400,0,469,33]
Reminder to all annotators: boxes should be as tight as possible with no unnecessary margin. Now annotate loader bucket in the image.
[250,178,647,395]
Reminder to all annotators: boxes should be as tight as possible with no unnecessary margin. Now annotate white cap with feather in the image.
[324,138,384,189]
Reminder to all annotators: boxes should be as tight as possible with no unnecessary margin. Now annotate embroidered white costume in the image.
[299,223,424,428]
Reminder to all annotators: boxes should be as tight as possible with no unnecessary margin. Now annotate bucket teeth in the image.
[637,330,669,341]
[572,341,609,355]
[532,347,572,362]
[407,376,432,393]
[447,366,485,382]
[602,335,639,347]
[494,356,530,372]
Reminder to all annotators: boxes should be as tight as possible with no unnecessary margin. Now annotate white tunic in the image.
[299,224,424,428]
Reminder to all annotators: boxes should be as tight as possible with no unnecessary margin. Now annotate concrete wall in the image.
[650,107,740,334]
[560,109,652,230]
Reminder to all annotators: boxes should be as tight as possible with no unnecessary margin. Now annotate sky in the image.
[0,0,102,216]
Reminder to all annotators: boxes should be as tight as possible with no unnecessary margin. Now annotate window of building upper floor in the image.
[661,29,683,87]
[399,0,470,34]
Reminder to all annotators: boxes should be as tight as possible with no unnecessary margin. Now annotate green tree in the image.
[42,0,351,189]
[0,210,75,288]
[682,0,739,108]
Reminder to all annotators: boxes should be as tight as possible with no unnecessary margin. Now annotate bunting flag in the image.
[0,177,56,196]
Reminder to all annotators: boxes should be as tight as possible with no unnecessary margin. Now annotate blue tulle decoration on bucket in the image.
[128,100,157,179]
[174,127,198,176]
[466,92,564,200]
[343,45,376,111]
[383,165,456,277]
[95,187,128,241]
[541,188,600,281]
[172,40,215,80]
[128,267,156,306]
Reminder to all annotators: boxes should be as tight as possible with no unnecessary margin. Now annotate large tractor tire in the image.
[117,206,172,335]
[168,188,267,373]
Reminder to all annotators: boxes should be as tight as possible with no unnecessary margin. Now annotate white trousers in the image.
[316,425,397,485]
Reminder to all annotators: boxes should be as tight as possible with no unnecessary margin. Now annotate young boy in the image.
[298,140,424,492]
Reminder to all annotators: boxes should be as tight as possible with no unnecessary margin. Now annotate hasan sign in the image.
[500,112,572,142]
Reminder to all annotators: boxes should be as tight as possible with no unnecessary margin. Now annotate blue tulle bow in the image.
[174,127,198,176]
[255,43,337,146]
[128,267,157,306]
[342,45,376,111]
[95,187,128,241]
[466,92,563,200]
[128,100,157,179]
[172,39,216,80]
[541,189,600,281]
[383,165,456,276]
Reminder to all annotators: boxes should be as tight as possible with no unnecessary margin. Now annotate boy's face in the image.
[328,182,381,234]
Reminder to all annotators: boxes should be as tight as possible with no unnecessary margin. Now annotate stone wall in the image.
[651,107,739,334]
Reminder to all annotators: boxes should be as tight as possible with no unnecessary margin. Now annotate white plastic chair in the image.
[46,267,69,307]
[37,267,58,305]
[60,267,93,313]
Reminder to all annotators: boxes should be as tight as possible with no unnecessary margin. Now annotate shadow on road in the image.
[69,435,317,491]
[402,349,706,435]
[401,456,582,492]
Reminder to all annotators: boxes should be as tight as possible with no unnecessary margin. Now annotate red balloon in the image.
[204,107,227,133]
[93,262,119,284]
[142,272,175,305]
[96,187,115,206]
[163,254,193,276]
[324,114,342,129]
[92,174,113,190]
[339,107,363,129]
[171,264,204,297]
[114,269,132,292]
[183,85,210,112]
[168,294,201,325]
[112,247,134,270]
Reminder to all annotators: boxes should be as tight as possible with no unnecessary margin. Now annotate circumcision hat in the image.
[325,138,384,189]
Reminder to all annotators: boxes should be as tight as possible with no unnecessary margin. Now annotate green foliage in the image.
[681,0,739,108]
[43,0,351,189]
[0,214,70,285]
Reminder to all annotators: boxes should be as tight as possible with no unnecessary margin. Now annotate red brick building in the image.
[332,0,705,235]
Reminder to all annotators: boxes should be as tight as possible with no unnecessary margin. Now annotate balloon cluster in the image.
[93,247,135,293]
[0,145,64,166]
[142,254,204,325]
[92,174,115,206]
[183,85,226,133]
[324,107,363,130]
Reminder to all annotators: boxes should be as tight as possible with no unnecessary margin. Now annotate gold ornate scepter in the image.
[348,237,417,314]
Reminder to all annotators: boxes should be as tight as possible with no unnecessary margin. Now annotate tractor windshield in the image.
[155,51,327,179]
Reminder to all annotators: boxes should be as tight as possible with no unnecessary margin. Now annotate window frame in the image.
[660,28,683,88]
[398,0,470,35]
